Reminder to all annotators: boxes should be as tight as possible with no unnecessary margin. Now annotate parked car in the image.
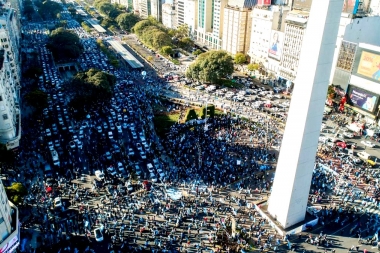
[94,228,104,242]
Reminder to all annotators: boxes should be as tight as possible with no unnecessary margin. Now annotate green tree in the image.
[5,182,27,205]
[160,46,173,56]
[23,0,35,20]
[185,109,198,122]
[24,66,43,80]
[174,24,189,39]
[186,50,234,83]
[133,20,152,36]
[47,28,83,62]
[116,13,139,31]
[68,69,116,118]
[193,49,202,56]
[24,89,48,112]
[234,53,247,65]
[247,63,259,71]
[179,37,194,50]
[38,0,63,20]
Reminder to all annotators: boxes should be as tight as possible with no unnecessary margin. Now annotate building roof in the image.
[86,19,106,33]
[107,40,144,69]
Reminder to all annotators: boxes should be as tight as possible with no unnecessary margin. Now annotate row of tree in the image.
[133,18,172,51]
[35,0,63,20]
[91,0,140,32]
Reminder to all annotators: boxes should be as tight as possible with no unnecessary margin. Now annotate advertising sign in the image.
[268,31,283,61]
[293,0,313,10]
[0,234,19,253]
[342,0,358,13]
[356,51,380,82]
[347,85,379,113]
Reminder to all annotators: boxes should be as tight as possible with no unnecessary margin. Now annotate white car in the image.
[97,126,102,133]
[361,140,376,148]
[136,143,143,151]
[107,166,117,176]
[54,197,62,208]
[140,151,147,159]
[343,131,354,138]
[128,148,135,156]
[95,170,104,181]
[48,141,54,151]
[105,151,112,160]
[69,141,76,149]
[94,228,104,242]
[46,128,52,136]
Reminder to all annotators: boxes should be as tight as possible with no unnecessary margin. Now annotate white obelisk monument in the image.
[268,0,344,229]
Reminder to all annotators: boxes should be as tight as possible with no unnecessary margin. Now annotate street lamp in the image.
[204,100,208,132]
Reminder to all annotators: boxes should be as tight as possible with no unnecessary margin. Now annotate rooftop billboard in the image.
[268,31,284,61]
[347,85,379,114]
[352,48,380,84]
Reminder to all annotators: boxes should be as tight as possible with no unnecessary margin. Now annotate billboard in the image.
[268,31,283,61]
[347,85,379,113]
[292,0,313,10]
[356,51,380,82]
[342,0,358,13]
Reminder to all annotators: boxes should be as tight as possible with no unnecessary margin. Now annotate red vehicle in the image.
[336,142,347,149]
[142,180,151,191]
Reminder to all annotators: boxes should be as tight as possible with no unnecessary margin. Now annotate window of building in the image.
[2,114,8,120]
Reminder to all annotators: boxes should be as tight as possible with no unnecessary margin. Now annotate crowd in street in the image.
[8,4,380,253]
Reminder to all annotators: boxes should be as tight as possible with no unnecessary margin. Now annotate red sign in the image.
[257,0,271,6]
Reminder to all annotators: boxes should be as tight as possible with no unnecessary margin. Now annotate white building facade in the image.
[0,5,21,149]
[151,0,163,21]
[278,10,309,82]
[183,0,197,38]
[195,0,227,50]
[222,5,252,55]
[162,3,177,29]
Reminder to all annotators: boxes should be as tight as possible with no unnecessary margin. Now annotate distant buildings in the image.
[162,3,176,28]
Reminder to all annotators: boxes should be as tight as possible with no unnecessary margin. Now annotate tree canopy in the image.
[116,13,139,31]
[186,50,234,83]
[47,28,83,62]
[24,89,48,113]
[23,0,35,20]
[5,182,27,205]
[160,46,173,56]
[133,20,172,50]
[68,69,116,118]
[247,63,259,71]
[38,0,63,20]
[234,53,247,65]
[94,0,123,19]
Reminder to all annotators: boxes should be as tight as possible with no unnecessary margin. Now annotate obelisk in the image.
[268,0,344,229]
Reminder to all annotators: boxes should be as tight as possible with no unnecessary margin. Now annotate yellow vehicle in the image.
[357,151,376,167]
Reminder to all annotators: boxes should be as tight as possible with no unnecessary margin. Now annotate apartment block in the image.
[0,4,21,149]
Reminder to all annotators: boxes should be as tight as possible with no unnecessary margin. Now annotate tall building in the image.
[162,3,177,28]
[151,0,163,21]
[268,0,343,229]
[138,0,152,18]
[195,0,227,50]
[183,0,198,38]
[222,0,255,55]
[330,16,380,123]
[176,0,185,26]
[0,3,21,150]
[0,179,20,252]
[277,10,309,83]
[248,5,289,74]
